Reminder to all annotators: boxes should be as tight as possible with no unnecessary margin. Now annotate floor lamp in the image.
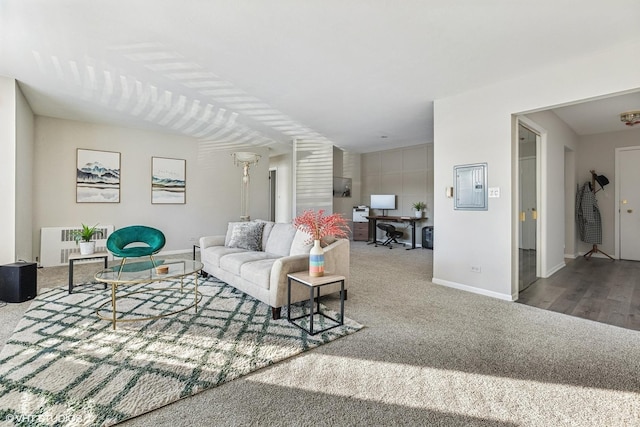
[232,151,261,221]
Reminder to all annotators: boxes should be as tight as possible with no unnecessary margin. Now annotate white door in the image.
[620,148,640,261]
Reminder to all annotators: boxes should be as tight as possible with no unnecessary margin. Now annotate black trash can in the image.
[422,226,433,250]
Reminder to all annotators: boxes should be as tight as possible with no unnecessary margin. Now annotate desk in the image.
[366,216,424,250]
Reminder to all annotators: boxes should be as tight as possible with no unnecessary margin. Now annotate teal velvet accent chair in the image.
[106,225,166,272]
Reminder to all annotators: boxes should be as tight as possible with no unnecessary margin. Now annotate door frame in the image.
[515,117,545,298]
[614,145,640,259]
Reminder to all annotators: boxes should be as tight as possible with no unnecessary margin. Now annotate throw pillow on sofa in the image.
[227,221,265,251]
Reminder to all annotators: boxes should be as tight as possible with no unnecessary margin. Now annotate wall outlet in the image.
[189,237,197,242]
[471,266,482,273]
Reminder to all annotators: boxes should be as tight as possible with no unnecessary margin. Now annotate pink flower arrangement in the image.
[293,209,350,243]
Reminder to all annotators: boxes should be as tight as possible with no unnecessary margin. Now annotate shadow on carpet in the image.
[0,276,363,426]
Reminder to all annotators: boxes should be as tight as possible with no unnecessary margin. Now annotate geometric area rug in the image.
[0,276,363,426]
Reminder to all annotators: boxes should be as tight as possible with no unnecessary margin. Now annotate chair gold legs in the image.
[115,255,159,279]
[116,257,128,280]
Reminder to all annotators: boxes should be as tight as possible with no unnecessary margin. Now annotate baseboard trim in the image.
[542,261,565,278]
[432,278,516,301]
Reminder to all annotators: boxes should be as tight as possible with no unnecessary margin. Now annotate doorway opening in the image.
[269,169,277,222]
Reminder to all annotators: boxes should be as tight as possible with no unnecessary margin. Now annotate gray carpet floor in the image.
[2,243,639,426]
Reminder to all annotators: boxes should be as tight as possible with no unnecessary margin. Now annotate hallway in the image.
[517,257,640,331]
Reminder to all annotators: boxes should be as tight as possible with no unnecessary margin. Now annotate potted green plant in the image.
[412,202,426,218]
[71,223,103,255]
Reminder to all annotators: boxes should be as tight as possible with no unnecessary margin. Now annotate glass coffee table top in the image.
[93,259,204,329]
[95,259,203,285]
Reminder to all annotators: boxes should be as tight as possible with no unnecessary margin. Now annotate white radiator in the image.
[40,225,115,267]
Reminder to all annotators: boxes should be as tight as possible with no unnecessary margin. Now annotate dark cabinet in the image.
[353,222,369,241]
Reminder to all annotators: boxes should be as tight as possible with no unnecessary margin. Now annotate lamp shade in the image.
[232,152,261,165]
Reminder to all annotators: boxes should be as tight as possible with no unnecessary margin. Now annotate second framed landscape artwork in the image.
[151,157,186,204]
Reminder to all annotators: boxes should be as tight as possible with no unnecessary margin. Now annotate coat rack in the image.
[583,170,614,260]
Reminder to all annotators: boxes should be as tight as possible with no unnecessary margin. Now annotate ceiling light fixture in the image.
[232,152,261,221]
[620,111,640,126]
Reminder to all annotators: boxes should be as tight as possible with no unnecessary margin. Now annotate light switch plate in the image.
[488,187,500,198]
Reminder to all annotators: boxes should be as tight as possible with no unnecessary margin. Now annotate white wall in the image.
[564,147,576,258]
[33,117,270,258]
[15,83,35,262]
[0,77,17,264]
[433,39,640,300]
[0,79,33,264]
[577,127,640,258]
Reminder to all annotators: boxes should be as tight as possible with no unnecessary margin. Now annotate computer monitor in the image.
[370,194,396,215]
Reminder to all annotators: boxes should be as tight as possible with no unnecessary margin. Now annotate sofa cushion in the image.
[240,258,279,290]
[219,251,276,276]
[202,246,247,268]
[228,221,265,251]
[264,223,297,256]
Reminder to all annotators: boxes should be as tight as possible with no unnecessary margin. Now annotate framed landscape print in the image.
[152,157,186,204]
[76,149,121,203]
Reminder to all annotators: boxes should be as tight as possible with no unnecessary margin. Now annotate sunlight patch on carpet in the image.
[247,353,640,426]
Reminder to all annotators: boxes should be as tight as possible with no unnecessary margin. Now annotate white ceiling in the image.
[551,91,640,135]
[2,1,640,155]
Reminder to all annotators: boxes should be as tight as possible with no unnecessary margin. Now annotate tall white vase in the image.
[309,240,325,277]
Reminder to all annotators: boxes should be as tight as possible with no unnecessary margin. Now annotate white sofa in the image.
[199,220,350,319]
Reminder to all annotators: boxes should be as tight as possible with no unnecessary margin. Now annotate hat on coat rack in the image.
[595,174,609,190]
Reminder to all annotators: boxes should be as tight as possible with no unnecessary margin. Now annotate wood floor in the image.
[517,256,640,331]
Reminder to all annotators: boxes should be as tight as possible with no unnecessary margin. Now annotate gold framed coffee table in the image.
[94,259,203,329]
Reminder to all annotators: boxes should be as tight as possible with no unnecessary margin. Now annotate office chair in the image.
[375,223,404,249]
